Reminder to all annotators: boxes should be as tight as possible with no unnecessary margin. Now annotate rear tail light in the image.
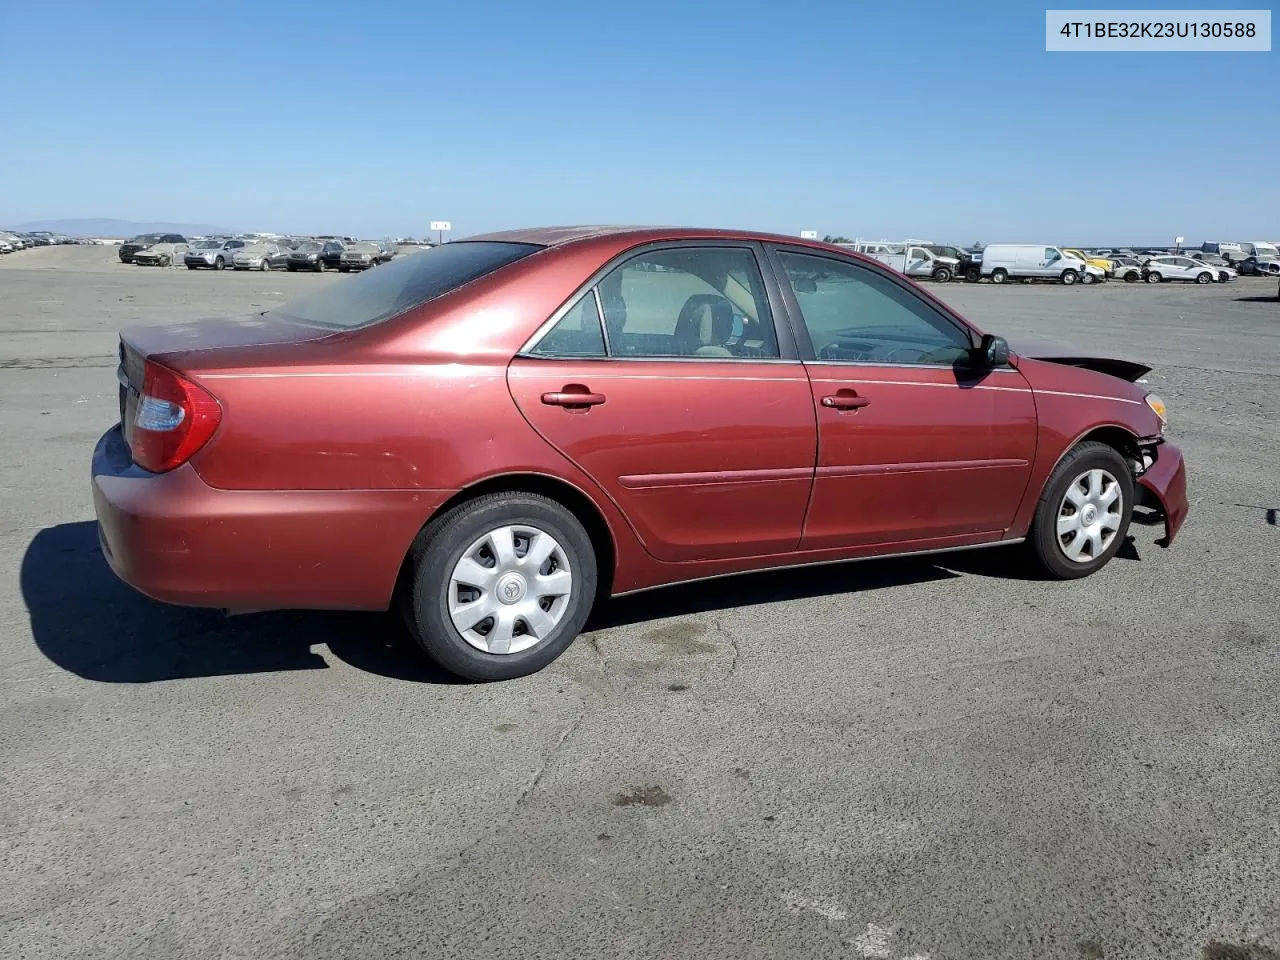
[130,360,222,472]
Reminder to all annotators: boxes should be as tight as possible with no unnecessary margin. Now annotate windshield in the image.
[268,240,543,330]
[193,240,220,249]
[131,234,163,244]
[293,241,322,252]
[347,242,380,253]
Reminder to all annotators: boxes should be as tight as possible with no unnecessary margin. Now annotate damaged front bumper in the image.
[1132,439,1188,546]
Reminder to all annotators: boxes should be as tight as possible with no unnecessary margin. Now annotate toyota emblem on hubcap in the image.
[495,572,527,605]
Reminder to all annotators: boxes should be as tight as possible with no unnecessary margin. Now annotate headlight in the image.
[1145,393,1168,426]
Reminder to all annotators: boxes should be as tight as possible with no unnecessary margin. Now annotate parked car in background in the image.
[120,233,186,263]
[287,239,344,272]
[1141,255,1218,284]
[0,233,16,254]
[923,244,982,282]
[1109,257,1145,282]
[184,238,247,270]
[232,242,293,271]
[981,245,1103,285]
[845,242,959,282]
[1234,255,1280,277]
[1188,252,1238,282]
[1062,248,1116,279]
[338,240,394,272]
[90,226,1187,681]
[133,238,190,267]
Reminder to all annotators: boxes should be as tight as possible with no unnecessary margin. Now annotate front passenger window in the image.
[776,251,973,366]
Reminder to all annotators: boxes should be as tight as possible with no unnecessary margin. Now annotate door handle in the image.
[821,393,871,410]
[541,386,606,408]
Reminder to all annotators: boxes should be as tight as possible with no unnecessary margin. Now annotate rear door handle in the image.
[541,387,606,408]
[821,393,871,410]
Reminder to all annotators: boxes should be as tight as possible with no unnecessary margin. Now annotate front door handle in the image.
[541,385,606,409]
[821,392,871,411]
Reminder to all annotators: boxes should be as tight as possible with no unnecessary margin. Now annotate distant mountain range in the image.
[9,218,234,238]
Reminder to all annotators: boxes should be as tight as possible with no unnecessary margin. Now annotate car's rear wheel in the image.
[1029,441,1134,579]
[403,493,598,681]
[1146,271,1161,283]
[1060,269,1078,285]
[1195,271,1211,284]
[991,269,1007,284]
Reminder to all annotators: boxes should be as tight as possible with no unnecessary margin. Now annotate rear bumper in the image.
[1136,440,1188,547]
[90,426,455,612]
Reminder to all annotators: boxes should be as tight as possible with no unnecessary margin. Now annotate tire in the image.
[287,264,296,272]
[214,257,225,271]
[402,493,598,681]
[1028,441,1135,580]
[1081,271,1096,284]
[338,265,349,273]
[261,259,271,271]
[315,261,324,272]
[1123,270,1138,283]
[1195,271,1211,284]
[991,269,1008,285]
[965,266,980,283]
[187,264,197,270]
[1146,271,1161,283]
[932,266,952,283]
[1060,269,1078,285]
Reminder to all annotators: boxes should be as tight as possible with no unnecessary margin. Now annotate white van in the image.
[841,242,960,282]
[1239,241,1279,260]
[979,245,1103,285]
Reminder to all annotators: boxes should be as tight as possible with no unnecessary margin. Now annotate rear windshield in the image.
[268,241,543,330]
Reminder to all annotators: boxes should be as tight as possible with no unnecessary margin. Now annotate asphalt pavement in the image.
[1,245,1277,960]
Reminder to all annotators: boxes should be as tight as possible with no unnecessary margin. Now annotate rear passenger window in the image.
[530,293,607,358]
[596,247,779,359]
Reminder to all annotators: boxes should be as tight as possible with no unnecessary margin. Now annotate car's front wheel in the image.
[1060,269,1079,285]
[261,259,271,271]
[1146,271,1162,283]
[1028,441,1135,579]
[403,493,598,681]
[1195,271,1211,284]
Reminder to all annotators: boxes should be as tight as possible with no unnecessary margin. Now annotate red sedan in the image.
[92,227,1188,680]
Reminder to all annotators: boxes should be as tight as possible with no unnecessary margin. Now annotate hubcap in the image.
[448,524,573,655]
[1057,468,1123,563]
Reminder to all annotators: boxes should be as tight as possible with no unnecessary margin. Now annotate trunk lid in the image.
[115,314,339,449]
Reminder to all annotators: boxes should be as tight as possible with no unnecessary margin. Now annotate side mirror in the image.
[977,334,1010,368]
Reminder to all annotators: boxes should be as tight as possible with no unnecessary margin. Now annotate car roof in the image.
[462,224,849,251]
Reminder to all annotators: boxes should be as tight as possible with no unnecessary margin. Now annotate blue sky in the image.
[1,0,1275,243]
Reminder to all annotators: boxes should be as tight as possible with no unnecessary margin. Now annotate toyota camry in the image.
[91,226,1188,681]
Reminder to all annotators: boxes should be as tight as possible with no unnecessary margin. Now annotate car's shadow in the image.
[22,522,1140,684]
[1233,295,1280,303]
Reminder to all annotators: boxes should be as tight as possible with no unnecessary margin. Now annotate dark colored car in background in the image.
[924,244,982,282]
[286,239,344,272]
[119,233,186,264]
[91,226,1188,682]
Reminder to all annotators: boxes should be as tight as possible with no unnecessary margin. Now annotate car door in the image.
[766,245,1037,551]
[1039,247,1064,278]
[507,242,817,563]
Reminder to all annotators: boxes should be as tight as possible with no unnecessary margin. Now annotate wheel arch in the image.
[395,471,619,607]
